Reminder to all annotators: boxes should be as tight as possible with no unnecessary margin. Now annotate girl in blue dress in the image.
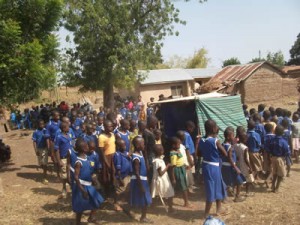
[130,136,152,223]
[72,138,104,225]
[198,119,228,218]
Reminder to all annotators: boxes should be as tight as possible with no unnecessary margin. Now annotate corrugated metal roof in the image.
[185,68,222,79]
[208,61,283,90]
[282,65,300,73]
[139,69,193,85]
[139,68,221,85]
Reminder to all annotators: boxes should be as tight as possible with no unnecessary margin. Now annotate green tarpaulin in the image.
[196,95,247,141]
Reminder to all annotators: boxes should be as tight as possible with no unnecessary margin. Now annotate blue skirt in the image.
[203,163,227,202]
[222,166,246,187]
[130,179,152,207]
[72,184,104,213]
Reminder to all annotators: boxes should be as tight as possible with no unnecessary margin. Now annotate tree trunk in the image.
[103,80,114,109]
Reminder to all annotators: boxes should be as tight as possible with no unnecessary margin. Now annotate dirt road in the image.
[1,130,300,225]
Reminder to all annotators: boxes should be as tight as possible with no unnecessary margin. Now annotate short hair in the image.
[252,113,261,122]
[248,120,256,130]
[169,137,180,146]
[264,123,274,133]
[185,121,195,129]
[224,127,234,139]
[281,119,289,129]
[263,110,271,121]
[275,125,284,136]
[258,104,266,112]
[132,136,143,149]
[204,119,217,135]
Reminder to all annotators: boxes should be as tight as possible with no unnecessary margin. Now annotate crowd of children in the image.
[29,98,300,224]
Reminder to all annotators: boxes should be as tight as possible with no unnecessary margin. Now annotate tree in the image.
[266,51,285,67]
[0,0,63,105]
[249,57,265,63]
[165,55,189,68]
[222,57,241,68]
[63,0,190,108]
[288,33,300,65]
[186,48,209,68]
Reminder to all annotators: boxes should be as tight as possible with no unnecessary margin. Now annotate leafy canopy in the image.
[63,0,188,106]
[0,0,63,105]
[288,33,300,65]
[222,57,241,68]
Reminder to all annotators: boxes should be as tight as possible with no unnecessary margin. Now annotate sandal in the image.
[114,204,123,212]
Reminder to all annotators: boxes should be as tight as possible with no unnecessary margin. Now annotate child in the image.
[263,123,275,187]
[115,119,131,153]
[113,139,132,211]
[292,113,300,163]
[129,120,138,153]
[198,119,227,218]
[235,132,254,196]
[54,122,73,198]
[130,136,152,223]
[247,120,262,181]
[96,116,104,136]
[32,120,50,184]
[282,119,292,177]
[82,124,98,147]
[176,130,194,191]
[146,103,154,118]
[72,138,104,225]
[221,127,245,202]
[153,129,162,145]
[169,137,191,207]
[151,144,174,213]
[269,125,290,193]
[87,140,102,190]
[138,105,146,121]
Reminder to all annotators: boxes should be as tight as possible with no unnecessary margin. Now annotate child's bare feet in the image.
[88,216,99,224]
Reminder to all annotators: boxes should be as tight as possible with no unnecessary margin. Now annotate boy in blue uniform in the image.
[82,124,98,147]
[282,119,292,177]
[55,122,73,198]
[32,120,50,184]
[113,139,132,211]
[71,115,83,138]
[263,123,275,188]
[270,125,290,193]
[46,110,61,177]
[115,119,131,153]
[87,140,102,190]
[247,120,262,181]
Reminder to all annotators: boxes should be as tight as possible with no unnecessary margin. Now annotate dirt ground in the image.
[1,130,300,225]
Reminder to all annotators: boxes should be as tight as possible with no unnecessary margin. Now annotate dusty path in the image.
[1,130,300,225]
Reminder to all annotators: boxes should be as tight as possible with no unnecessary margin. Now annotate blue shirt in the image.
[198,137,220,163]
[255,122,265,147]
[96,124,104,134]
[115,129,130,153]
[132,151,147,177]
[46,120,61,141]
[247,130,261,153]
[82,134,98,146]
[146,107,154,118]
[114,151,132,179]
[97,111,105,117]
[88,151,102,173]
[221,142,236,164]
[32,128,50,148]
[184,131,195,155]
[54,131,74,158]
[264,133,275,153]
[71,118,83,138]
[119,107,128,119]
[55,128,76,146]
[270,136,290,157]
[277,116,284,125]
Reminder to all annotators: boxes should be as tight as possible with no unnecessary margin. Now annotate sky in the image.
[161,0,300,67]
[58,0,300,68]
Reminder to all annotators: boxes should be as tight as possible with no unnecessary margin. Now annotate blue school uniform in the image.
[199,137,227,202]
[264,133,275,153]
[283,129,292,166]
[255,123,265,148]
[96,124,104,135]
[130,151,152,207]
[269,136,290,157]
[184,131,195,155]
[115,129,130,153]
[119,107,128,119]
[113,151,132,179]
[82,133,98,146]
[55,128,76,146]
[46,120,61,142]
[247,130,261,153]
[71,118,83,138]
[146,107,154,118]
[54,131,73,158]
[221,143,245,188]
[72,156,104,213]
[69,148,78,185]
[32,128,50,148]
[277,116,284,125]
[88,151,102,173]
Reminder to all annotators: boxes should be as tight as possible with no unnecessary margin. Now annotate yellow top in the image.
[170,150,184,167]
[129,129,139,153]
[98,133,116,155]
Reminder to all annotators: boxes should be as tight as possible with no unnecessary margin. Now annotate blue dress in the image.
[115,130,130,153]
[69,148,78,187]
[130,151,152,207]
[72,156,104,213]
[199,137,227,202]
[221,143,245,187]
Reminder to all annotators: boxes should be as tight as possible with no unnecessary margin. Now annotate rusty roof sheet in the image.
[282,65,300,73]
[208,61,283,90]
